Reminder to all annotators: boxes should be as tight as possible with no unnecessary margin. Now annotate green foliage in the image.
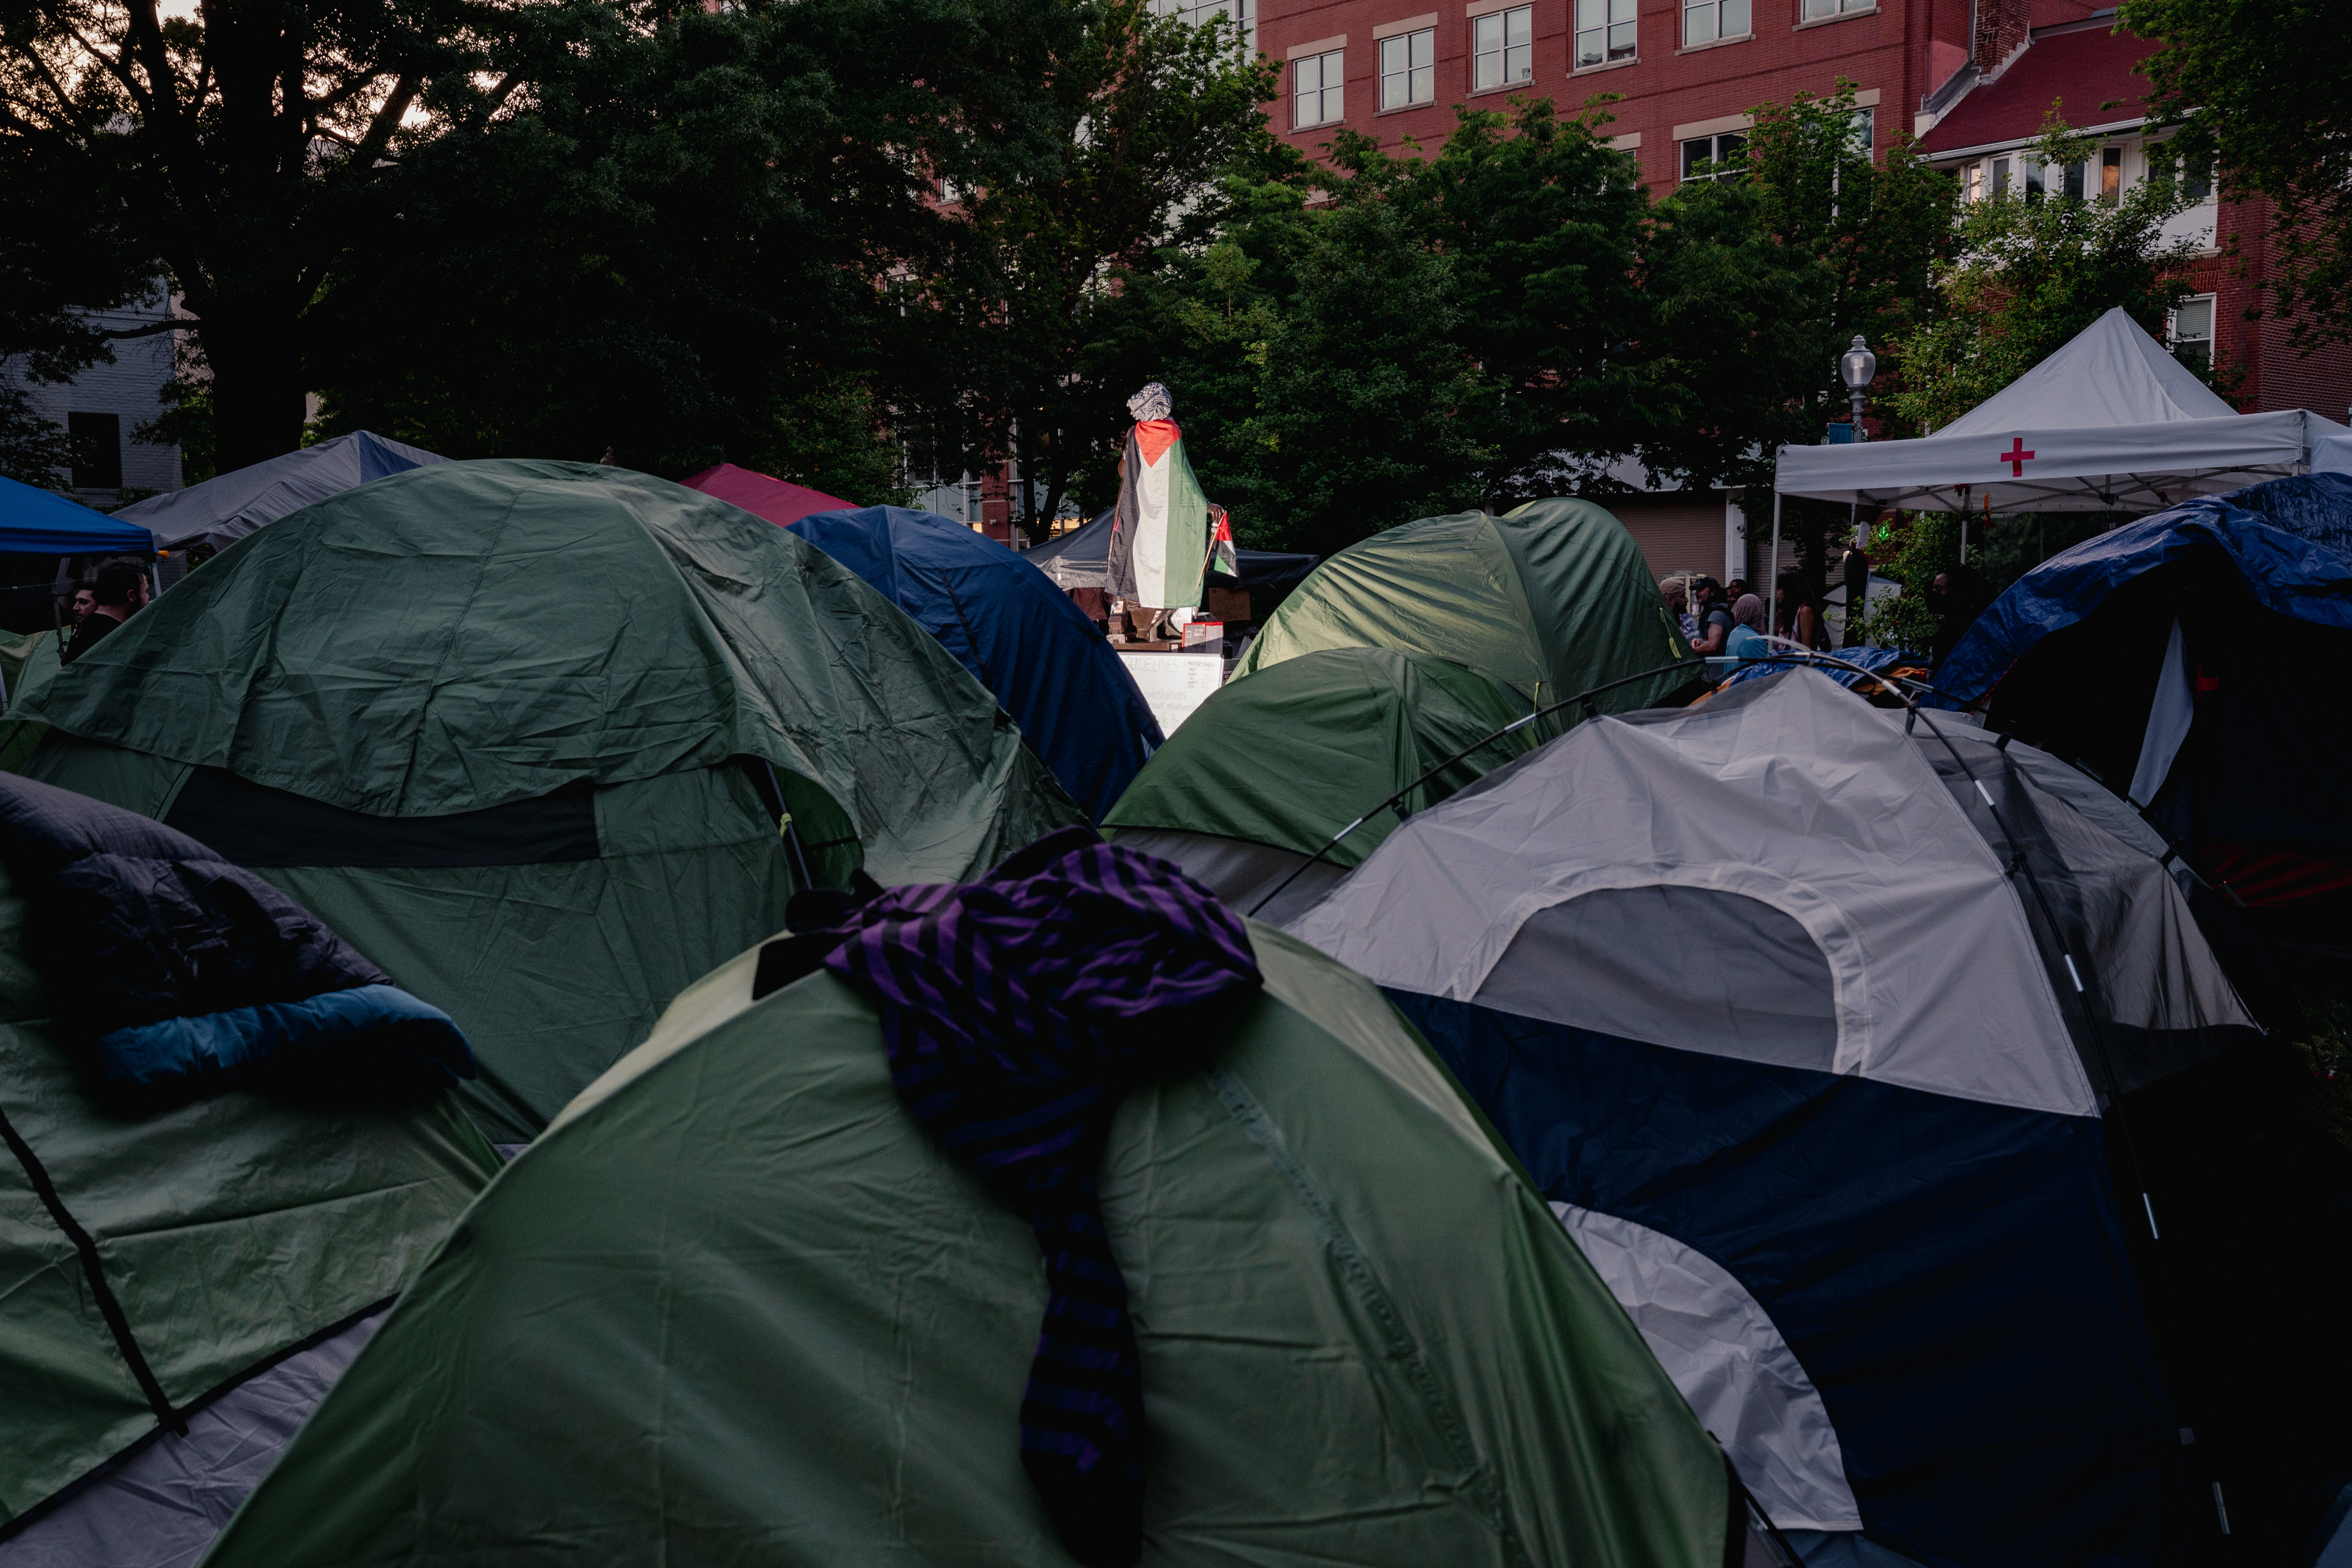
[2121,0,2351,348]
[133,376,215,486]
[0,386,80,490]
[1885,118,2211,433]
[1850,511,1959,651]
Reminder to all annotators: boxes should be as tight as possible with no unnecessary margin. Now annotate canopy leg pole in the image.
[1767,492,1783,635]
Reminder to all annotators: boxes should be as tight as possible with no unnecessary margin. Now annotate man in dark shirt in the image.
[1687,576,1736,658]
[63,561,150,665]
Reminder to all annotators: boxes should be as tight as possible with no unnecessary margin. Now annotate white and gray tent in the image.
[1775,308,2352,514]
[116,431,444,555]
[1292,668,2352,1564]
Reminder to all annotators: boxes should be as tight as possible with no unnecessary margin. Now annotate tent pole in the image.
[1767,491,1783,634]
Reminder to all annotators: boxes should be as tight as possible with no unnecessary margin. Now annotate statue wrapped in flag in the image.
[1109,382,1224,640]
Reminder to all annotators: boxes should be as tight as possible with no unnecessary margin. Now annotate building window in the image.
[1294,49,1344,127]
[2172,295,2215,369]
[1991,155,2010,198]
[1153,0,1255,48]
[1472,6,1532,91]
[1801,0,1872,16]
[67,412,120,491]
[1680,131,1747,181]
[2021,155,2043,201]
[1847,107,1872,154]
[1682,0,1749,47]
[1965,163,1983,200]
[2100,145,2122,206]
[1380,28,1435,109]
[1575,0,1636,66]
[2063,159,2085,200]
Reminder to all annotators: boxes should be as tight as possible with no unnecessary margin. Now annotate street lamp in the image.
[1839,334,1877,440]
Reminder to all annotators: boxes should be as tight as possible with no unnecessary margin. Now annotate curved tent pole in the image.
[1242,659,1701,918]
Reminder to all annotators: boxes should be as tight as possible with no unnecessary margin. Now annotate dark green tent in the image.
[1232,498,1697,734]
[13,461,1082,1143]
[1104,647,1534,922]
[200,922,1734,1568]
[0,800,495,1549]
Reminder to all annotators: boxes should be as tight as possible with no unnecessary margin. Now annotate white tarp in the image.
[119,431,444,553]
[1776,309,2352,511]
[1290,669,2098,1119]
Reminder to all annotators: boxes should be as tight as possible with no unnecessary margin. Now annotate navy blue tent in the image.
[1938,473,2352,984]
[1026,509,1319,602]
[0,475,154,556]
[787,507,1163,823]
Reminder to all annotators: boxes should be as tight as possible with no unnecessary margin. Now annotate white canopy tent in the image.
[1776,309,2352,515]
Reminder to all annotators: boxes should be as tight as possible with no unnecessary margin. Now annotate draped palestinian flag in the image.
[1109,418,1212,612]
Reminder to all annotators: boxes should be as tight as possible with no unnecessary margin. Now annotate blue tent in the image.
[1938,473,2352,985]
[787,507,1162,823]
[0,475,153,556]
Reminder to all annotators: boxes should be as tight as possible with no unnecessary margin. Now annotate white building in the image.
[3,287,182,505]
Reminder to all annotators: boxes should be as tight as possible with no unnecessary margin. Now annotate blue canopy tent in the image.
[787,506,1163,823]
[0,475,154,556]
[1937,473,2352,995]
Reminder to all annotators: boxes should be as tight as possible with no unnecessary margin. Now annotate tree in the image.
[908,0,1283,541]
[0,0,527,470]
[305,0,1038,483]
[1885,119,2209,433]
[2121,0,2351,349]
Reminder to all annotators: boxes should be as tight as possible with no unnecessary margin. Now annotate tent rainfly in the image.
[679,463,853,528]
[113,430,443,554]
[16,460,1082,1145]
[196,915,1740,1568]
[1776,308,2352,514]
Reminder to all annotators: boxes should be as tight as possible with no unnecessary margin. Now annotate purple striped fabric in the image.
[816,828,1260,1566]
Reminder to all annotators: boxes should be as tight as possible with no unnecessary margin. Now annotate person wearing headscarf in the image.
[1726,593,1768,668]
[1108,382,1219,642]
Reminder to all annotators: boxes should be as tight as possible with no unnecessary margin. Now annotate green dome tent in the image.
[13,461,1081,1143]
[1103,648,1535,923]
[198,921,1734,1568]
[0,778,495,1558]
[1232,498,1698,735]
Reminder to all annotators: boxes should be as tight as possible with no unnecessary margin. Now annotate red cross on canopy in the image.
[1999,437,2035,477]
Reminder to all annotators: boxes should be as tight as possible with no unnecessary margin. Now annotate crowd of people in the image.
[1662,570,1829,672]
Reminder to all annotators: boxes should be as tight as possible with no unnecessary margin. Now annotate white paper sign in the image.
[1119,651,1225,736]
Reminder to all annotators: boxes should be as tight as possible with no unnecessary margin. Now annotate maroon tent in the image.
[680,463,852,527]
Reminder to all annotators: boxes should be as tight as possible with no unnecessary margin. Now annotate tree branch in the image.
[95,318,190,340]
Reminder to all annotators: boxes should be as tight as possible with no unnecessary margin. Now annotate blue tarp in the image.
[1718,643,1917,693]
[0,475,153,556]
[1937,473,2352,703]
[788,507,1163,823]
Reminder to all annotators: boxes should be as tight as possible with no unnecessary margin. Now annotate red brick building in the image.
[1251,0,2352,580]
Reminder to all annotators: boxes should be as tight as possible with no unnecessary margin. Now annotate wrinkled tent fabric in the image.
[787,506,1163,823]
[1931,473,2352,995]
[1777,309,2352,511]
[679,462,853,527]
[16,461,1081,1142]
[113,430,442,553]
[0,781,495,1556]
[1294,671,2183,1567]
[1233,498,1697,737]
[199,920,1733,1568]
[1026,509,1319,597]
[1104,648,1533,923]
[0,475,153,557]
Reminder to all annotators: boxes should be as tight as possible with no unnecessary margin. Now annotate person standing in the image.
[62,561,149,665]
[1662,577,1698,641]
[1687,577,1735,658]
[1726,595,1769,667]
[1775,571,1827,652]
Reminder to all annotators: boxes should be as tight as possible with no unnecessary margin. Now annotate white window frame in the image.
[1471,6,1533,92]
[1574,0,1636,67]
[1680,130,1747,181]
[1800,0,1872,16]
[1379,28,1436,110]
[1681,0,1749,47]
[1294,49,1345,128]
[2170,294,2217,368]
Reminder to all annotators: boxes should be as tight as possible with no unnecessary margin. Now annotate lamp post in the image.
[1839,334,1877,440]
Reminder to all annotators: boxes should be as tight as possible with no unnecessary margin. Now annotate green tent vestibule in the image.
[12,460,1083,1144]
[199,922,1736,1568]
